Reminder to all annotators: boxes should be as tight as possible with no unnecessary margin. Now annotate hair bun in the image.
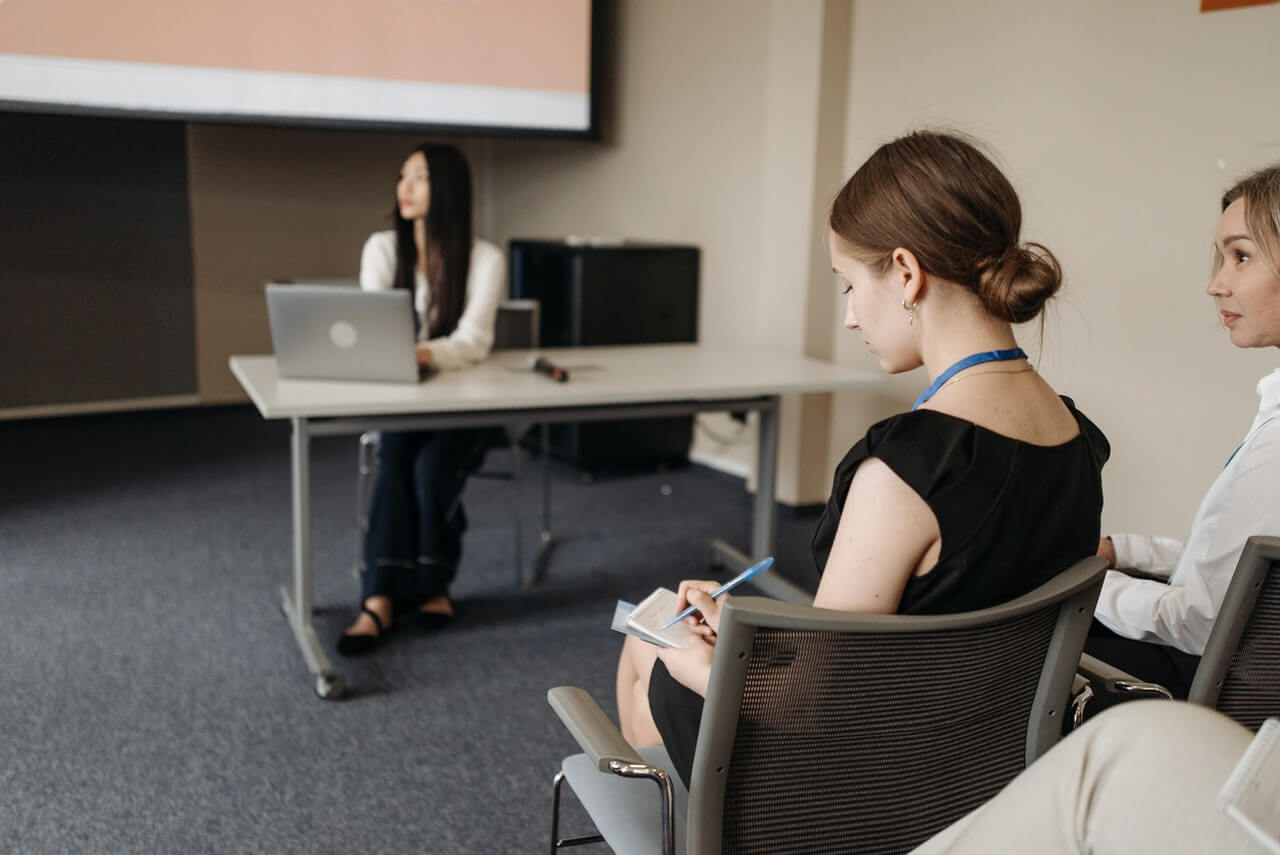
[975,242,1062,324]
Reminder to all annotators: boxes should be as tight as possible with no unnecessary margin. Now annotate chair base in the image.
[553,745,689,855]
[552,772,605,851]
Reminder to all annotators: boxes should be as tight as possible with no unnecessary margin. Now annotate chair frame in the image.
[549,556,1106,855]
[1074,654,1174,706]
[548,688,678,853]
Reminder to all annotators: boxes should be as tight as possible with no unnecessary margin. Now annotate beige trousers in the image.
[913,701,1270,854]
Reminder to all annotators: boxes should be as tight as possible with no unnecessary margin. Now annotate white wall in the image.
[836,0,1280,534]
[486,0,772,351]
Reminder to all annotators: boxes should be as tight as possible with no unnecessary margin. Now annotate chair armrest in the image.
[1115,566,1171,583]
[548,686,645,772]
[1078,653,1174,700]
[548,687,679,855]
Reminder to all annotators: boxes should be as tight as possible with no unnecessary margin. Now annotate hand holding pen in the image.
[661,556,774,634]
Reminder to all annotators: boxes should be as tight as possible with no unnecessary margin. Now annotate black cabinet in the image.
[509,240,699,469]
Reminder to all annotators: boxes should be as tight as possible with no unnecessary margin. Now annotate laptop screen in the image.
[265,283,420,383]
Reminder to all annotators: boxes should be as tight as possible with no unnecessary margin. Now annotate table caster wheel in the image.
[315,674,345,700]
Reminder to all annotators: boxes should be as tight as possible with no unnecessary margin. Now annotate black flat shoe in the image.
[414,603,454,632]
[336,605,388,657]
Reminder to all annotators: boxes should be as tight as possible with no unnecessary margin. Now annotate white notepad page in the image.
[1219,718,1280,854]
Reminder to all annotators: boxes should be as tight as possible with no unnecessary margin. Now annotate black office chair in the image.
[354,299,554,587]
[1077,535,1280,731]
[548,557,1106,855]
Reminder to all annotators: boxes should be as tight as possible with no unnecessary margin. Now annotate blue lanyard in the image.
[913,348,1028,411]
[1225,415,1277,469]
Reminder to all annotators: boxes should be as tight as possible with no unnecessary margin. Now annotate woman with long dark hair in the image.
[337,142,505,657]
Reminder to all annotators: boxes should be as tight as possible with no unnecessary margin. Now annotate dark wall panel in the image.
[0,112,196,409]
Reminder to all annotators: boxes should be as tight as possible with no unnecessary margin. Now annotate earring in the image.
[902,299,917,326]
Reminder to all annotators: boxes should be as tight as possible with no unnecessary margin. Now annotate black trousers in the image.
[361,428,489,609]
[1083,620,1201,705]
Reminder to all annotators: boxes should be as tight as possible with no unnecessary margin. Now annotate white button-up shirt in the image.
[1096,367,1280,655]
[359,231,505,371]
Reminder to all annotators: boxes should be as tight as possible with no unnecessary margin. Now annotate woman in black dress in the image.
[617,131,1110,788]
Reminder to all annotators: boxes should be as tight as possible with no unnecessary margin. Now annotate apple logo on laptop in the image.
[329,321,358,350]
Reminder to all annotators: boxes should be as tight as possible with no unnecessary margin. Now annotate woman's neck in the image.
[919,308,1021,382]
[413,219,431,269]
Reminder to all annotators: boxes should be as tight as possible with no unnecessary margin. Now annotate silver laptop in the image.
[265,283,420,383]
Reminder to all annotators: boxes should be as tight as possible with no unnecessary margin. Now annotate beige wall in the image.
[189,0,1280,531]
[836,0,1280,533]
[485,1,771,345]
[484,0,850,502]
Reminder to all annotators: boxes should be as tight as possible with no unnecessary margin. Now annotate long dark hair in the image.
[393,143,473,338]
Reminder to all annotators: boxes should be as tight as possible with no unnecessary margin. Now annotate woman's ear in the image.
[890,247,925,306]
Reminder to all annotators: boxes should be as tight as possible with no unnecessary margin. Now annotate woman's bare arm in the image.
[813,456,939,614]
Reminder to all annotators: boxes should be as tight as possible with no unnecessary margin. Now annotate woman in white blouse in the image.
[337,143,505,657]
[1089,163,1280,695]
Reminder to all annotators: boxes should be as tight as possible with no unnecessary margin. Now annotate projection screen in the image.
[0,0,596,134]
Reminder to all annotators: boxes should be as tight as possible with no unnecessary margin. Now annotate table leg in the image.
[521,422,556,588]
[710,396,812,604]
[279,416,345,699]
[540,422,552,543]
[751,397,779,561]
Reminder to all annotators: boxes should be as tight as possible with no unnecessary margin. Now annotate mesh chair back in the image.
[1190,536,1280,731]
[687,557,1105,855]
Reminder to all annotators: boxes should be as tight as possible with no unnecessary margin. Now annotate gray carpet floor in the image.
[0,406,820,854]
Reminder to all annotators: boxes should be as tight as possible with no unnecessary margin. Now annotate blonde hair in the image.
[1219,163,1280,278]
[828,131,1061,324]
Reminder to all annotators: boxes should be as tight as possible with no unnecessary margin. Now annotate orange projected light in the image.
[0,0,589,92]
[0,0,595,132]
[1200,0,1279,10]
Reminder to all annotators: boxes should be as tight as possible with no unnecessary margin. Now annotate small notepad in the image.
[611,589,693,648]
[1219,718,1280,853]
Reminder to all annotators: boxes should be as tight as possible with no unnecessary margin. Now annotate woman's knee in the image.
[622,634,660,682]
[618,637,663,746]
[376,431,426,469]
[617,638,656,708]
[411,433,476,487]
[1089,700,1251,767]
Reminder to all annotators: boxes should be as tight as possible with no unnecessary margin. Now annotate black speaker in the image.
[509,239,699,470]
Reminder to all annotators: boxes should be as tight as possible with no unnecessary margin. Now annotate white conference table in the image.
[230,343,878,699]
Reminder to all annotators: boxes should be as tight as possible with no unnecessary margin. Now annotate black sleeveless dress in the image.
[648,397,1110,788]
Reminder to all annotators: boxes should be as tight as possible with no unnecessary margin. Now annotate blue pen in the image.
[660,556,774,629]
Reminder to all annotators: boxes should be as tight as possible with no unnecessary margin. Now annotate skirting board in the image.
[0,394,202,422]
[688,447,753,482]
